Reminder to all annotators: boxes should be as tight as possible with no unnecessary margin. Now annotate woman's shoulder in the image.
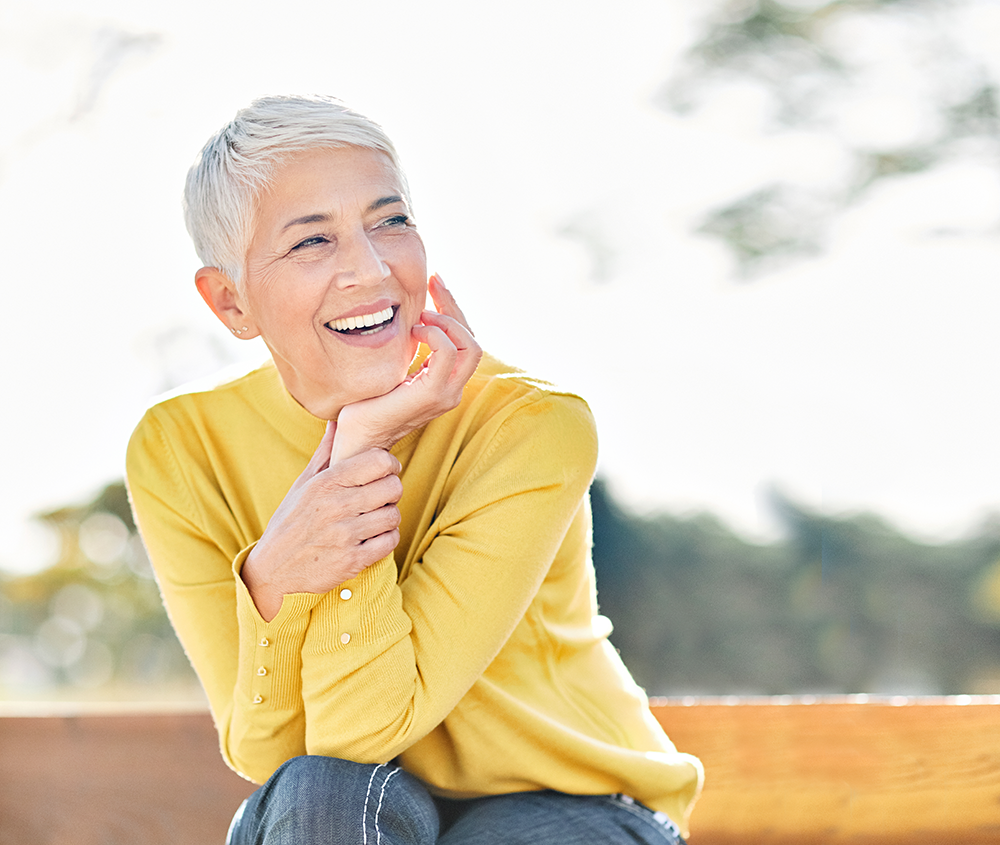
[441,351,598,459]
[142,358,276,413]
[469,351,586,402]
[134,358,317,432]
[127,358,321,461]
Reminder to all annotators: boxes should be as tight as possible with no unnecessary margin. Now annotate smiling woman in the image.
[125,95,702,845]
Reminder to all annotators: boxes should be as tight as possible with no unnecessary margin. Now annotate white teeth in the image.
[329,306,394,333]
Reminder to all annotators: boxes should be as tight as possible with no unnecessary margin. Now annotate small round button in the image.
[253,695,263,704]
[340,633,351,645]
[259,637,270,647]
[339,588,352,601]
[257,666,267,676]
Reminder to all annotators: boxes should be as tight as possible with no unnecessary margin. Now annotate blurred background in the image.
[2,0,1000,702]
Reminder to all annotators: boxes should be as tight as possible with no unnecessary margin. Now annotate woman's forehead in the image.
[258,146,407,225]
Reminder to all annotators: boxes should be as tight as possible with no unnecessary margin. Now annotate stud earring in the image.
[231,326,249,336]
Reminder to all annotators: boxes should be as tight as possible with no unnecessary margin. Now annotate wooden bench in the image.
[1,696,997,844]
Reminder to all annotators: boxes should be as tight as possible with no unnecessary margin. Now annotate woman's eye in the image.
[291,235,329,250]
[377,214,411,229]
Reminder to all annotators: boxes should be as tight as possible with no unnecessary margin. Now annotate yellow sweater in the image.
[126,351,703,834]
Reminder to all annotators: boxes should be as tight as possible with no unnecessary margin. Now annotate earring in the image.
[231,326,249,336]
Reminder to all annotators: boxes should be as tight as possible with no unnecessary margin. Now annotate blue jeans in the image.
[226,756,686,845]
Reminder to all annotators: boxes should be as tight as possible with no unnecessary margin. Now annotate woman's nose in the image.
[334,229,390,288]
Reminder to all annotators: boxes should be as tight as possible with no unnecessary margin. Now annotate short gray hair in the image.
[183,94,408,287]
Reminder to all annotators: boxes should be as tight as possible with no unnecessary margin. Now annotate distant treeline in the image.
[591,480,1000,695]
[1,479,999,698]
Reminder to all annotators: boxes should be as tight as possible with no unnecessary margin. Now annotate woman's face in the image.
[240,145,427,420]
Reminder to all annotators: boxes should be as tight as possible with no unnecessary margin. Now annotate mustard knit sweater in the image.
[126,350,703,835]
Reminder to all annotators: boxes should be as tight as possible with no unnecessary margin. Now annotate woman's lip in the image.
[328,298,396,323]
[323,305,403,347]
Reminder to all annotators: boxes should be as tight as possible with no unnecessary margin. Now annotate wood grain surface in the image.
[0,697,997,844]
[0,710,255,845]
[652,696,1000,844]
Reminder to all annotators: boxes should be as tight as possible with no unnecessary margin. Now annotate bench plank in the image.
[0,710,254,845]
[1,697,997,844]
[652,696,1000,844]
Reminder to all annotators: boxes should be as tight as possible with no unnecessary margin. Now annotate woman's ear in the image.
[195,267,260,339]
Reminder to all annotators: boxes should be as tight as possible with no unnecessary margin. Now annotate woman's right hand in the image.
[240,420,403,621]
[331,274,482,462]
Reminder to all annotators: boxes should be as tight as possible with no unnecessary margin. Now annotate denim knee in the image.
[231,756,439,845]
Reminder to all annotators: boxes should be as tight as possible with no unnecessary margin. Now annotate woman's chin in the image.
[274,338,419,421]
[326,370,412,419]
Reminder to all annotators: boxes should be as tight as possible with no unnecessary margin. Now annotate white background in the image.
[3,0,1000,573]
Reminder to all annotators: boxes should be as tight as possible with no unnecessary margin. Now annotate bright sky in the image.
[3,0,1000,573]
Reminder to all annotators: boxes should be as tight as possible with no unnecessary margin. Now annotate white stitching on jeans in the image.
[612,794,682,842]
[374,768,401,844]
[362,764,385,845]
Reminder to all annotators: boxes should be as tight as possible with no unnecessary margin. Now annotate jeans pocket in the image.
[608,794,686,845]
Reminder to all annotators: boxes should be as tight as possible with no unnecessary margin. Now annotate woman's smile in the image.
[326,305,395,334]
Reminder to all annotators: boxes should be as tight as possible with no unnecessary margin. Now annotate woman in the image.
[126,94,702,845]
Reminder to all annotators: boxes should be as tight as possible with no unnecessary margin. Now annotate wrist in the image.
[241,549,284,622]
[331,416,396,463]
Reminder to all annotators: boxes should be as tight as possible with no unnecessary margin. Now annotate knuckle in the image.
[376,449,401,477]
[386,475,403,500]
[382,528,401,552]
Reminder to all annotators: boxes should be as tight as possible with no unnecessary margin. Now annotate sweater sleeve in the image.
[125,409,322,781]
[297,390,599,763]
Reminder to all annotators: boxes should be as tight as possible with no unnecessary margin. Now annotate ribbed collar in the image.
[244,346,432,454]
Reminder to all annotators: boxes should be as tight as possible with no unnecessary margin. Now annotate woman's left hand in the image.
[331,274,482,461]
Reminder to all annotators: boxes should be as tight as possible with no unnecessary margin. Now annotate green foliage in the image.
[3,478,998,699]
[591,479,1000,695]
[0,482,197,699]
[661,0,1000,276]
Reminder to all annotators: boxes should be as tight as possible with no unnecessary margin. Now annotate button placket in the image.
[253,629,273,704]
[337,584,359,649]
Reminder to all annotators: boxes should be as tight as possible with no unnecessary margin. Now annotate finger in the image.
[428,273,474,335]
[418,310,477,353]
[324,447,402,488]
[327,471,402,517]
[410,323,459,383]
[331,527,401,583]
[352,503,402,544]
[416,312,482,382]
[412,320,481,390]
[353,526,401,568]
[292,419,337,490]
[338,507,401,568]
[358,473,403,511]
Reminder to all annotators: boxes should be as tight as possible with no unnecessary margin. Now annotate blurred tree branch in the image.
[659,0,1000,276]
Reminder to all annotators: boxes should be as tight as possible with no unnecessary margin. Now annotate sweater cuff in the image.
[233,545,325,711]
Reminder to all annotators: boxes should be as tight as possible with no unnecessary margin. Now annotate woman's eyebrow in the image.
[281,196,404,232]
[368,194,404,212]
[282,213,329,231]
